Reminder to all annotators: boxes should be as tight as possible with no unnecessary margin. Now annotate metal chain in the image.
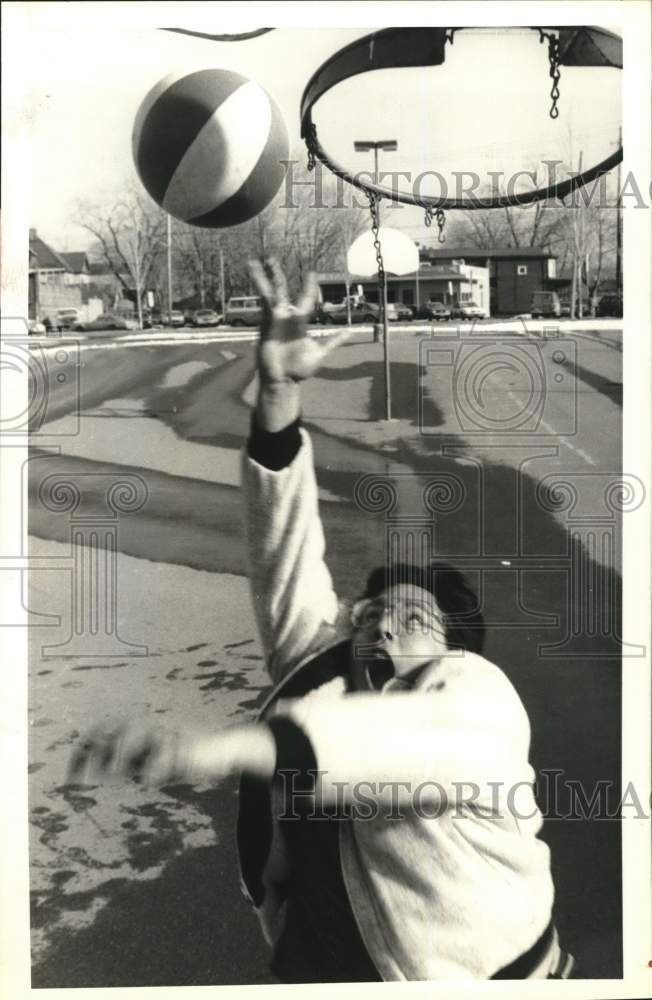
[435,208,446,243]
[305,123,318,172]
[367,191,385,280]
[366,191,386,320]
[538,29,561,119]
[424,206,447,243]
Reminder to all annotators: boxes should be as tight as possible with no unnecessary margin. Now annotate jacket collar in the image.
[257,638,352,720]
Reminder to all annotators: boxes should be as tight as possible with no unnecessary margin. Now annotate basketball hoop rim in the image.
[300,26,623,211]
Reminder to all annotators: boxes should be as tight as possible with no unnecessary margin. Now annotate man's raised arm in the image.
[242,260,349,683]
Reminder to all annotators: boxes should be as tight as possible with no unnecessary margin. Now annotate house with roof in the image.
[29,230,104,322]
[59,252,91,286]
[28,229,82,320]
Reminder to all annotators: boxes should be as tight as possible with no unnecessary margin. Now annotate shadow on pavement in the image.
[318,360,445,426]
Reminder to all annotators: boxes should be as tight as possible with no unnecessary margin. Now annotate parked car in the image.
[144,311,180,328]
[530,290,561,318]
[224,295,263,327]
[321,295,361,315]
[28,319,47,335]
[559,299,596,319]
[308,305,327,324]
[450,301,485,320]
[43,307,81,332]
[190,308,222,327]
[418,301,451,321]
[322,299,380,324]
[74,313,139,332]
[160,309,186,327]
[386,302,413,321]
[596,293,623,318]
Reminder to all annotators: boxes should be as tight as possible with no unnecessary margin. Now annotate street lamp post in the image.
[166,213,173,322]
[353,139,397,224]
[354,140,397,420]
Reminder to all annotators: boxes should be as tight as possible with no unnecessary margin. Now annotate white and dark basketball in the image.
[132,68,289,227]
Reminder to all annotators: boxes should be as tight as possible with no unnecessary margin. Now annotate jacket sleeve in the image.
[270,654,535,809]
[242,425,340,685]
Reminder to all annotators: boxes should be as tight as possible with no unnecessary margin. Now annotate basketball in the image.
[132,68,289,227]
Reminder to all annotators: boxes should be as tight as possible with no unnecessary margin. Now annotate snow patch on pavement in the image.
[160,360,212,389]
[81,397,147,415]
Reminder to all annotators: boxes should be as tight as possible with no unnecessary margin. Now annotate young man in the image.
[73,261,571,982]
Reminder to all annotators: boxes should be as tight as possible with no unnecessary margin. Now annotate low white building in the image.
[317,260,491,316]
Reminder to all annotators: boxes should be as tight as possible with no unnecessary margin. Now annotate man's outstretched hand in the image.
[249,259,348,386]
[68,722,222,787]
[69,720,276,787]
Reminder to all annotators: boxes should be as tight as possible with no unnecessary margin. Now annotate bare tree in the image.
[585,203,617,304]
[456,205,513,249]
[558,176,619,315]
[75,184,167,327]
[456,183,566,252]
[269,161,368,297]
[173,224,227,308]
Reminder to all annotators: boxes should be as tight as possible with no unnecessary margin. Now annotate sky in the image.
[13,3,622,253]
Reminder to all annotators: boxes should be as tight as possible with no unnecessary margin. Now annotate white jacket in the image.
[239,428,557,980]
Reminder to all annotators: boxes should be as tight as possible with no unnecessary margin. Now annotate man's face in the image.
[349,583,448,691]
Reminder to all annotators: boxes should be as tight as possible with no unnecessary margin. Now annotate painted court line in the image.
[505,388,596,466]
[537,416,596,466]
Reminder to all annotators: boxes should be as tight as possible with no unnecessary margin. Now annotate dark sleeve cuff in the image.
[267,716,318,793]
[247,413,302,471]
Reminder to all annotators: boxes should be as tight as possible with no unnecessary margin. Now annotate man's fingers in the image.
[248,259,275,304]
[68,743,91,781]
[319,329,351,355]
[104,739,122,772]
[296,271,318,314]
[68,724,157,783]
[68,726,121,782]
[267,258,289,306]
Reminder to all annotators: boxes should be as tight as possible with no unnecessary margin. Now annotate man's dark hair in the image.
[362,562,485,654]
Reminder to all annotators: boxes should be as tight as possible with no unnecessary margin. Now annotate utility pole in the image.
[616,125,622,299]
[345,272,352,326]
[166,213,173,321]
[578,150,584,319]
[219,247,226,317]
[570,232,577,320]
[341,233,352,326]
[585,251,592,315]
[133,251,143,330]
[571,151,583,319]
[354,139,398,420]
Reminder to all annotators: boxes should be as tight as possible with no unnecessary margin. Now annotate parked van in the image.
[530,291,561,318]
[225,296,263,326]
